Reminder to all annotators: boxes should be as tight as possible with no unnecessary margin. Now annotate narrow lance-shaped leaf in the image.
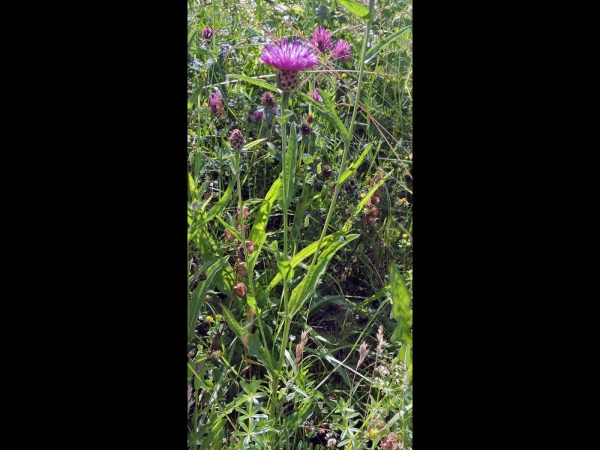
[389,264,412,379]
[338,0,371,21]
[220,304,247,338]
[289,234,359,316]
[342,176,388,232]
[246,330,274,373]
[248,176,281,269]
[228,73,280,94]
[338,143,372,187]
[389,264,412,345]
[266,231,345,291]
[187,80,205,109]
[364,26,411,64]
[280,120,298,211]
[195,228,235,297]
[188,256,230,342]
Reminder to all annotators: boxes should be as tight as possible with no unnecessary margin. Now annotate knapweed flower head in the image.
[261,91,276,108]
[208,92,222,114]
[202,27,213,40]
[248,110,264,122]
[300,123,312,135]
[332,39,351,61]
[311,26,333,53]
[311,89,323,102]
[261,37,318,92]
[229,129,245,149]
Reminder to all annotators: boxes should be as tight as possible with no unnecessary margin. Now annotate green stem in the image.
[269,91,291,420]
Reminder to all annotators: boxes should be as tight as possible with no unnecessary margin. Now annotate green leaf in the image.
[242,138,267,150]
[277,109,294,124]
[277,260,294,283]
[389,264,412,377]
[342,175,388,232]
[338,0,370,20]
[188,173,198,203]
[220,304,247,338]
[197,416,225,450]
[266,231,344,291]
[188,182,234,242]
[279,120,298,210]
[228,73,280,94]
[364,26,411,64]
[248,177,282,269]
[187,81,205,109]
[338,143,372,187]
[247,331,274,373]
[195,228,235,297]
[188,256,230,342]
[289,234,359,316]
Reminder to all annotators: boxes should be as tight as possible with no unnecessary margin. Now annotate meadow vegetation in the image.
[188,1,412,448]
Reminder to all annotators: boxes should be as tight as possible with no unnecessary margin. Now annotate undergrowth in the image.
[188,1,412,448]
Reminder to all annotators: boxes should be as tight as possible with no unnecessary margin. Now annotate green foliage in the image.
[188,0,412,448]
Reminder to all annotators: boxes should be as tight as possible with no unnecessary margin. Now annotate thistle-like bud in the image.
[233,283,247,298]
[261,91,276,108]
[229,129,245,149]
[368,206,379,217]
[237,205,249,221]
[245,240,256,253]
[224,228,235,241]
[236,262,248,278]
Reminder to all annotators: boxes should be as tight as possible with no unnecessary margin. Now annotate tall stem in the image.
[270,91,291,419]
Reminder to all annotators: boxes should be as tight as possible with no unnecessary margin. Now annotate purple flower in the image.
[248,110,264,122]
[311,26,333,53]
[299,123,312,135]
[261,37,318,92]
[261,37,318,72]
[261,91,276,107]
[311,89,323,102]
[202,27,213,40]
[208,92,222,114]
[332,40,351,61]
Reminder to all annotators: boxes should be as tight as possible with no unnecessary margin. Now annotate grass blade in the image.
[228,73,280,93]
[364,26,411,64]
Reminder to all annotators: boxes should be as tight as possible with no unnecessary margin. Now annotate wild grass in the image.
[188,1,412,448]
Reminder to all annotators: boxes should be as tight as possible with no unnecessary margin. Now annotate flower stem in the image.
[270,91,291,420]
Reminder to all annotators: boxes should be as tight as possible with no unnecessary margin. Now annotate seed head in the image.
[357,341,369,368]
[233,283,247,298]
[236,262,248,278]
